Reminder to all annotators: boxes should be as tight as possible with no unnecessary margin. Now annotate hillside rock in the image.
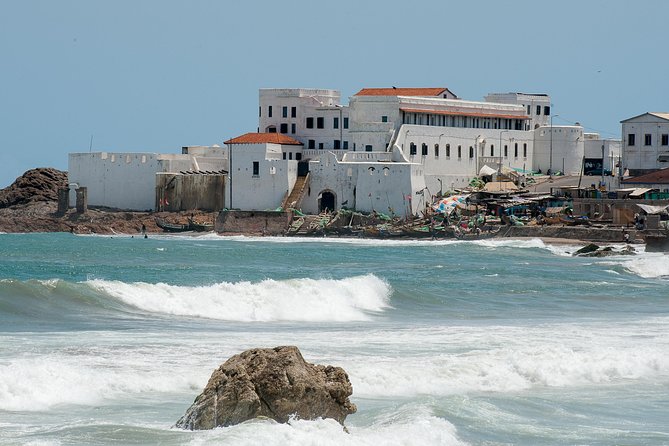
[175,346,356,430]
[0,168,68,208]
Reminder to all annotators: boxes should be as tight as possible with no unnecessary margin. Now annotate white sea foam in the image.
[87,274,391,322]
[183,411,466,446]
[620,253,669,279]
[0,355,201,411]
[342,323,669,398]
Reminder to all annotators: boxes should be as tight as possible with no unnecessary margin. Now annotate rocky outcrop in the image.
[573,243,636,257]
[175,346,356,430]
[0,168,68,208]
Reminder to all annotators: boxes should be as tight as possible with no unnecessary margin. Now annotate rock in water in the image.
[175,346,356,429]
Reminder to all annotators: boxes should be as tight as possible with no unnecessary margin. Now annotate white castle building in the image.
[67,84,620,214]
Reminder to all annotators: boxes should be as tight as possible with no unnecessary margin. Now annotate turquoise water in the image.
[0,233,668,445]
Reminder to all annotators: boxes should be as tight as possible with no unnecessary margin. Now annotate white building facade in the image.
[258,88,350,151]
[224,133,302,211]
[621,112,669,175]
[68,148,227,211]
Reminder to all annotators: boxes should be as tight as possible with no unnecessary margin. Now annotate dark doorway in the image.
[297,160,310,176]
[319,190,335,213]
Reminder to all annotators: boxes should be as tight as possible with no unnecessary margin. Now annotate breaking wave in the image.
[87,274,391,322]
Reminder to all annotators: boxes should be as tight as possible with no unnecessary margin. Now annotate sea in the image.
[0,232,668,446]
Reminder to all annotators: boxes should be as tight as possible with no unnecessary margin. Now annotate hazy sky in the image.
[1,0,667,187]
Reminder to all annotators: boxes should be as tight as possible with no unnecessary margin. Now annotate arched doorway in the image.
[319,190,336,213]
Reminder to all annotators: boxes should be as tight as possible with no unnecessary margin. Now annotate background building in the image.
[621,112,669,176]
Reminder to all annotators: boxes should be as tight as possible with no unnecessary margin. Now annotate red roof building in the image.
[224,133,303,146]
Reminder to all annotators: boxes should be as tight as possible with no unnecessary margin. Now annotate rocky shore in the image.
[0,168,216,235]
[0,168,647,245]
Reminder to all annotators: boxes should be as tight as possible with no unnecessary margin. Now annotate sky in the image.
[1,0,668,188]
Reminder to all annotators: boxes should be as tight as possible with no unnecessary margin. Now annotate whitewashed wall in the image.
[227,143,298,211]
[621,114,669,171]
[259,89,350,151]
[69,150,228,211]
[301,151,424,217]
[533,126,584,174]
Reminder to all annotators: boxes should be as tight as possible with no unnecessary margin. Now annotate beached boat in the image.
[155,217,214,233]
[187,218,214,232]
[155,218,191,232]
[453,226,501,240]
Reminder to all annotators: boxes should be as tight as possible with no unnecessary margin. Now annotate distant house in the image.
[621,167,669,193]
[621,112,669,176]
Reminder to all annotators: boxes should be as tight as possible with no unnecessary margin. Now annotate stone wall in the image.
[215,210,291,235]
[501,225,638,242]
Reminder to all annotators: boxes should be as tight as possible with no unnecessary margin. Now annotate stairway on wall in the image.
[282,173,310,210]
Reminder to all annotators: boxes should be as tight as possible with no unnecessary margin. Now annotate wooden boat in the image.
[155,217,214,233]
[155,217,191,232]
[187,218,214,232]
[453,226,501,240]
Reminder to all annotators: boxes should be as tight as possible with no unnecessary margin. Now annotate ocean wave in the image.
[178,409,465,446]
[343,323,669,397]
[87,274,391,322]
[0,355,201,412]
[620,253,669,279]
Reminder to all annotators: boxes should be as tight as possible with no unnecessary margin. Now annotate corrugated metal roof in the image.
[224,133,303,146]
[622,168,669,184]
[354,88,450,97]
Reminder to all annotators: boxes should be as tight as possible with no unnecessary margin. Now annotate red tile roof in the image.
[354,88,451,97]
[224,133,303,146]
[400,108,530,120]
[622,168,669,184]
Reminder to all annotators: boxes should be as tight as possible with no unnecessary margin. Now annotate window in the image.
[343,117,349,129]
[282,106,288,118]
[268,106,272,118]
[334,140,341,150]
[282,152,286,160]
[295,153,302,161]
[469,146,474,158]
[280,123,288,134]
[363,145,371,152]
[291,123,296,134]
[628,133,635,146]
[333,117,339,129]
[267,127,277,133]
[343,141,349,150]
[435,144,439,158]
[291,106,296,118]
[317,117,324,129]
[526,105,530,114]
[490,145,494,156]
[514,143,518,158]
[306,117,314,129]
[308,139,315,149]
[523,143,527,158]
[252,161,259,176]
[458,145,462,158]
[645,134,652,146]
[504,145,508,157]
[446,144,450,157]
[382,116,388,123]
[318,143,324,149]
[544,106,550,116]
[662,134,669,146]
[536,105,541,115]
[422,143,428,156]
[259,106,261,117]
[289,152,293,160]
[409,143,417,155]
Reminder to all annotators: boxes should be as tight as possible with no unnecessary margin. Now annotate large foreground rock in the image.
[176,346,356,429]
